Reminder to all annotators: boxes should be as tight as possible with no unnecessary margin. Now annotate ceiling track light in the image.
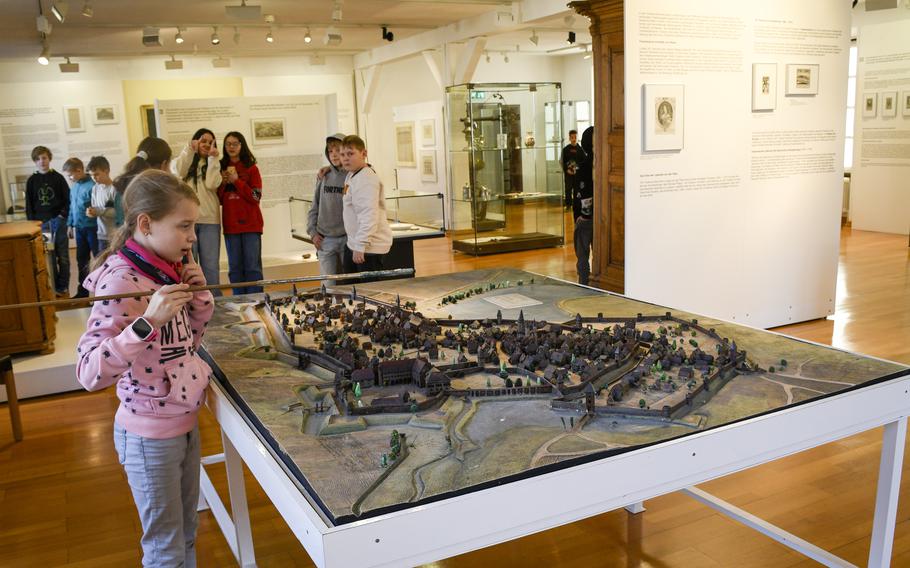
[211,26,220,45]
[175,27,185,44]
[38,41,50,65]
[381,26,393,42]
[304,27,312,43]
[80,1,92,17]
[51,1,68,23]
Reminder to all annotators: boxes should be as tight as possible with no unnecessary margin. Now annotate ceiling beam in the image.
[353,0,573,69]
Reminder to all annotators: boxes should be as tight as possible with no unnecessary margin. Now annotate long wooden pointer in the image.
[0,268,414,311]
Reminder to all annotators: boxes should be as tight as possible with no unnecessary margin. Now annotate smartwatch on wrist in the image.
[132,317,156,341]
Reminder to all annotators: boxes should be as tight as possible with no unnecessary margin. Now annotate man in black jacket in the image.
[573,127,594,286]
[560,129,586,209]
[26,145,71,296]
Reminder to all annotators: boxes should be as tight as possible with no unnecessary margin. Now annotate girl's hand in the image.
[181,256,207,288]
[144,284,193,328]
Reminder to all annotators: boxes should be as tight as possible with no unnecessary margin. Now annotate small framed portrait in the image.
[902,91,910,118]
[420,150,437,182]
[752,63,777,112]
[785,64,819,96]
[395,122,416,167]
[642,84,684,152]
[881,91,898,118]
[420,119,435,147]
[92,104,119,125]
[63,105,85,133]
[250,118,286,146]
[863,92,877,118]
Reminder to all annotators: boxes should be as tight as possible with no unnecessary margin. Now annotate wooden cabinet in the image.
[0,221,55,355]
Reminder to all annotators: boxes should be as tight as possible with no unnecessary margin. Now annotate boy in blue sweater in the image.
[63,157,98,298]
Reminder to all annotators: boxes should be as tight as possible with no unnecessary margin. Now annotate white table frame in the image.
[198,368,910,568]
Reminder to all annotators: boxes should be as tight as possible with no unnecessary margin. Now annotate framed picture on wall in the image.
[751,63,777,112]
[642,84,684,152]
[863,92,877,118]
[420,150,437,182]
[902,91,910,117]
[250,118,286,146]
[785,64,819,96]
[395,122,416,167]
[63,105,85,133]
[881,91,898,117]
[92,104,119,125]
[420,119,435,147]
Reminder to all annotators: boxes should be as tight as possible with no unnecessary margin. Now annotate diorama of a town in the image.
[201,268,907,525]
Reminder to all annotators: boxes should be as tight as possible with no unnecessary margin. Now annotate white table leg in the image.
[868,418,907,568]
[223,431,257,567]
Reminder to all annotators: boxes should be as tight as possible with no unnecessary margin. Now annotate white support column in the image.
[453,37,487,86]
[223,432,257,568]
[422,50,444,90]
[360,65,383,115]
[624,501,646,514]
[868,418,908,568]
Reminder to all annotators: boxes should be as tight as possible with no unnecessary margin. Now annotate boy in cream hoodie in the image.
[339,135,392,280]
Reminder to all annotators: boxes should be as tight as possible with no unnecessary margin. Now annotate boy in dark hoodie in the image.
[26,145,71,296]
[573,126,594,286]
[307,133,347,285]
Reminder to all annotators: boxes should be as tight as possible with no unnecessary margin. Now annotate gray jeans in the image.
[317,234,347,286]
[574,217,593,286]
[114,423,201,568]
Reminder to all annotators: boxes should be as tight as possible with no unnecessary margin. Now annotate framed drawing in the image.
[420,150,437,182]
[642,84,684,152]
[881,91,898,118]
[785,64,819,96]
[92,104,119,125]
[250,118,286,146]
[902,91,910,118]
[395,122,416,167]
[863,92,877,118]
[751,63,777,112]
[63,105,85,133]
[420,119,435,147]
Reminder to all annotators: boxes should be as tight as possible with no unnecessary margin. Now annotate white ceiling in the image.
[0,0,591,62]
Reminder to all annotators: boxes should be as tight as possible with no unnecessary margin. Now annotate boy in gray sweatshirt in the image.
[307,133,347,285]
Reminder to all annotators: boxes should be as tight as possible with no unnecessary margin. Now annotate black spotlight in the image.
[382,26,394,42]
[567,31,576,44]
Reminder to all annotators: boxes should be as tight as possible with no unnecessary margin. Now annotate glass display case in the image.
[446,82,564,255]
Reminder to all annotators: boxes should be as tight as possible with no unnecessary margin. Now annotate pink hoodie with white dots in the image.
[75,245,214,439]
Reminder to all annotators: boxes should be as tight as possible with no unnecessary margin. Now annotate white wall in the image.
[849,15,910,235]
[625,0,851,328]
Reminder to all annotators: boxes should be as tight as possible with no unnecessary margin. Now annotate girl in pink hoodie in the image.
[76,168,214,567]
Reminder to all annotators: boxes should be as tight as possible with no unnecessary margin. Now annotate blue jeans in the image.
[224,232,264,295]
[192,223,221,296]
[114,423,201,568]
[316,234,346,286]
[74,225,99,297]
[42,217,70,294]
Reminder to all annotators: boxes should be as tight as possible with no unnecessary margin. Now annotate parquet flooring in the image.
[1,227,908,567]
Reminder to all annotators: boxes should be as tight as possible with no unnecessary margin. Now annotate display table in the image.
[198,268,910,567]
[0,221,55,355]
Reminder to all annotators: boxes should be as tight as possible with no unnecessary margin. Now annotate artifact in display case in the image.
[446,83,565,255]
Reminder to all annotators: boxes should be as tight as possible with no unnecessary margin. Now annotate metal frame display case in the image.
[446,82,565,255]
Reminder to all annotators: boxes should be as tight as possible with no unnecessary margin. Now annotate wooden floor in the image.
[1,227,908,567]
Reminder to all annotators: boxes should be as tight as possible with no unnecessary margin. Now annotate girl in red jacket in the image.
[218,131,264,295]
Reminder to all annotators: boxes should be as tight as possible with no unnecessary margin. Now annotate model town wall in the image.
[258,289,753,422]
